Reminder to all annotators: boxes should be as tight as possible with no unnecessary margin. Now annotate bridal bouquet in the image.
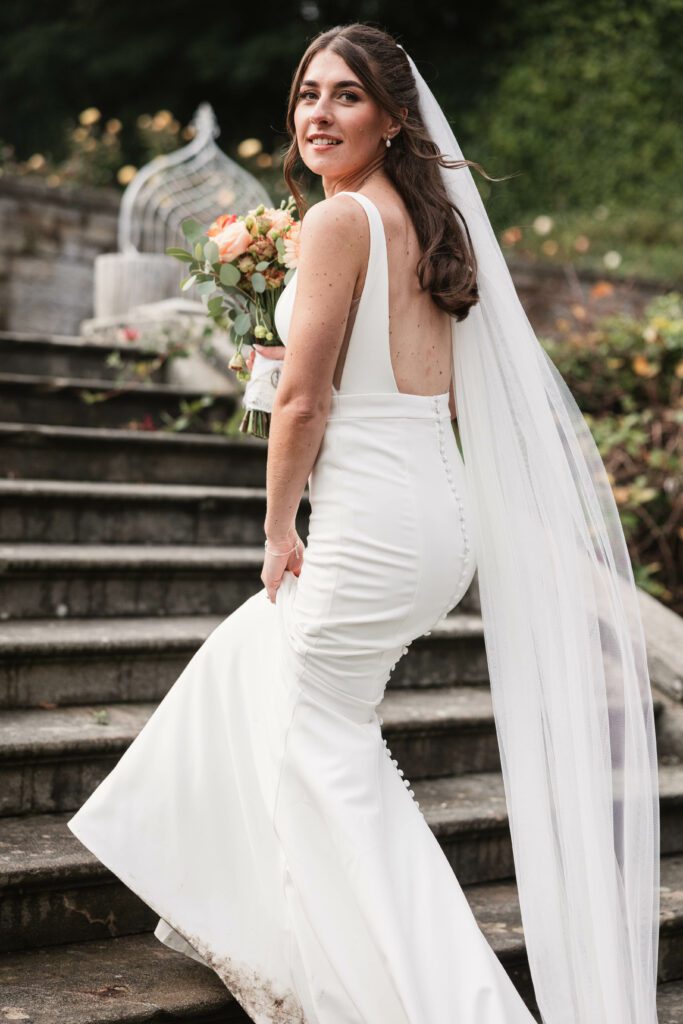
[166,197,300,439]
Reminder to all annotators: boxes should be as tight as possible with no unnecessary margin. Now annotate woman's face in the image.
[294,48,396,195]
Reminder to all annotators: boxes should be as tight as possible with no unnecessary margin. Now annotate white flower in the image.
[532,215,554,236]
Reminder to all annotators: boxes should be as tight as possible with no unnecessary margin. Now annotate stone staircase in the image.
[0,330,682,1024]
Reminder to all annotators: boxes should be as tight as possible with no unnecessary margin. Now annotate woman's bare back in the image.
[332,189,454,401]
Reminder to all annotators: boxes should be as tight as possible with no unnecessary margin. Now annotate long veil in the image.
[397,45,660,1024]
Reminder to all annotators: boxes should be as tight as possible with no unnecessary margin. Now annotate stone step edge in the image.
[0,330,167,358]
[0,478,269,502]
[0,421,266,451]
[0,371,234,400]
[2,769,682,890]
[1,864,681,1024]
[0,612,482,658]
[0,543,267,570]
[0,685,498,764]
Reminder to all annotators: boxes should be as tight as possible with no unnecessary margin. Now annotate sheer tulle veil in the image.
[396,44,660,1024]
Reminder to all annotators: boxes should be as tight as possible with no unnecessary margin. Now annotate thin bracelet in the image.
[264,539,299,556]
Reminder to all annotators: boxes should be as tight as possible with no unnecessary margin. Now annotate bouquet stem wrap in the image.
[239,348,283,439]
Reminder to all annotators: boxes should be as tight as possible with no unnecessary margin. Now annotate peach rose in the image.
[268,208,293,232]
[214,220,253,263]
[282,221,301,269]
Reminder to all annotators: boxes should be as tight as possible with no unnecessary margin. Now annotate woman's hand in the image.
[246,343,286,373]
[261,526,305,604]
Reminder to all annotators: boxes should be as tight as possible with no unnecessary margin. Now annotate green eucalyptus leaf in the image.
[181,218,204,242]
[204,240,220,263]
[165,247,194,262]
[181,274,197,291]
[220,263,241,287]
[234,313,252,337]
[196,280,215,296]
[251,272,267,294]
[255,260,270,271]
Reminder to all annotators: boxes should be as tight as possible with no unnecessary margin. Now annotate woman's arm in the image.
[263,194,366,543]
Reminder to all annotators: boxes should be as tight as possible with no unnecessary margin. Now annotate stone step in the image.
[0,544,263,620]
[2,782,682,962]
[0,372,236,432]
[0,690,671,821]
[0,931,250,1024]
[3,937,683,1024]
[0,686,508,815]
[0,331,167,382]
[0,612,488,710]
[0,616,223,709]
[0,543,480,620]
[0,422,268,487]
[659,979,683,1023]
[0,478,311,547]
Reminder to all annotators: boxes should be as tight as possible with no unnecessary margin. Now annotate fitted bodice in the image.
[274,191,450,399]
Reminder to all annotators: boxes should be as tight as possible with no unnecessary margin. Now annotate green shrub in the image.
[541,292,682,609]
[469,1,682,227]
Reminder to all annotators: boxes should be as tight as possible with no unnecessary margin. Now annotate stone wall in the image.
[0,175,671,338]
[0,177,120,336]
[507,257,668,336]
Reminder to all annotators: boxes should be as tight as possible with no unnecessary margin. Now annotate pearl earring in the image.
[385,136,392,148]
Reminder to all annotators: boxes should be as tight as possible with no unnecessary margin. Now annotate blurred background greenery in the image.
[1,0,682,281]
[0,0,680,606]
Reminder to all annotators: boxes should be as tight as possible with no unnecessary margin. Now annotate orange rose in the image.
[207,213,237,238]
[214,220,253,263]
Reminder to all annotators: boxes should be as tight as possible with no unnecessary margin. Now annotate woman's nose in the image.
[311,99,333,121]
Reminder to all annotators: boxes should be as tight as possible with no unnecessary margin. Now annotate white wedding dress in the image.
[67,191,539,1024]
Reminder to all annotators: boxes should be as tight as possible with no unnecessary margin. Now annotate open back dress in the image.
[67,191,537,1024]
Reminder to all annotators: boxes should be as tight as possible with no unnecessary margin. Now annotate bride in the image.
[68,23,660,1024]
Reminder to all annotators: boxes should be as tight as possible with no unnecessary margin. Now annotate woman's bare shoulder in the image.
[301,192,368,240]
[297,194,368,280]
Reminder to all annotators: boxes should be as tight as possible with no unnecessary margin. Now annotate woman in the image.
[68,23,660,1024]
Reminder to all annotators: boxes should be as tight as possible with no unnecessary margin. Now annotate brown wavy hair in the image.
[283,23,501,322]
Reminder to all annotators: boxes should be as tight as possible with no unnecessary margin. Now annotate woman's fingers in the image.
[253,343,286,360]
[261,537,305,601]
[290,538,304,577]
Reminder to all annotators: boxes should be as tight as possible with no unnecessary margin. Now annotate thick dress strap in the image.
[332,191,398,395]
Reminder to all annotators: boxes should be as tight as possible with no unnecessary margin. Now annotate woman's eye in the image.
[298,91,359,102]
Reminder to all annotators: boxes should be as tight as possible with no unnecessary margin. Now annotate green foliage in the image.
[160,395,215,433]
[2,2,680,286]
[541,292,682,609]
[466,0,683,225]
